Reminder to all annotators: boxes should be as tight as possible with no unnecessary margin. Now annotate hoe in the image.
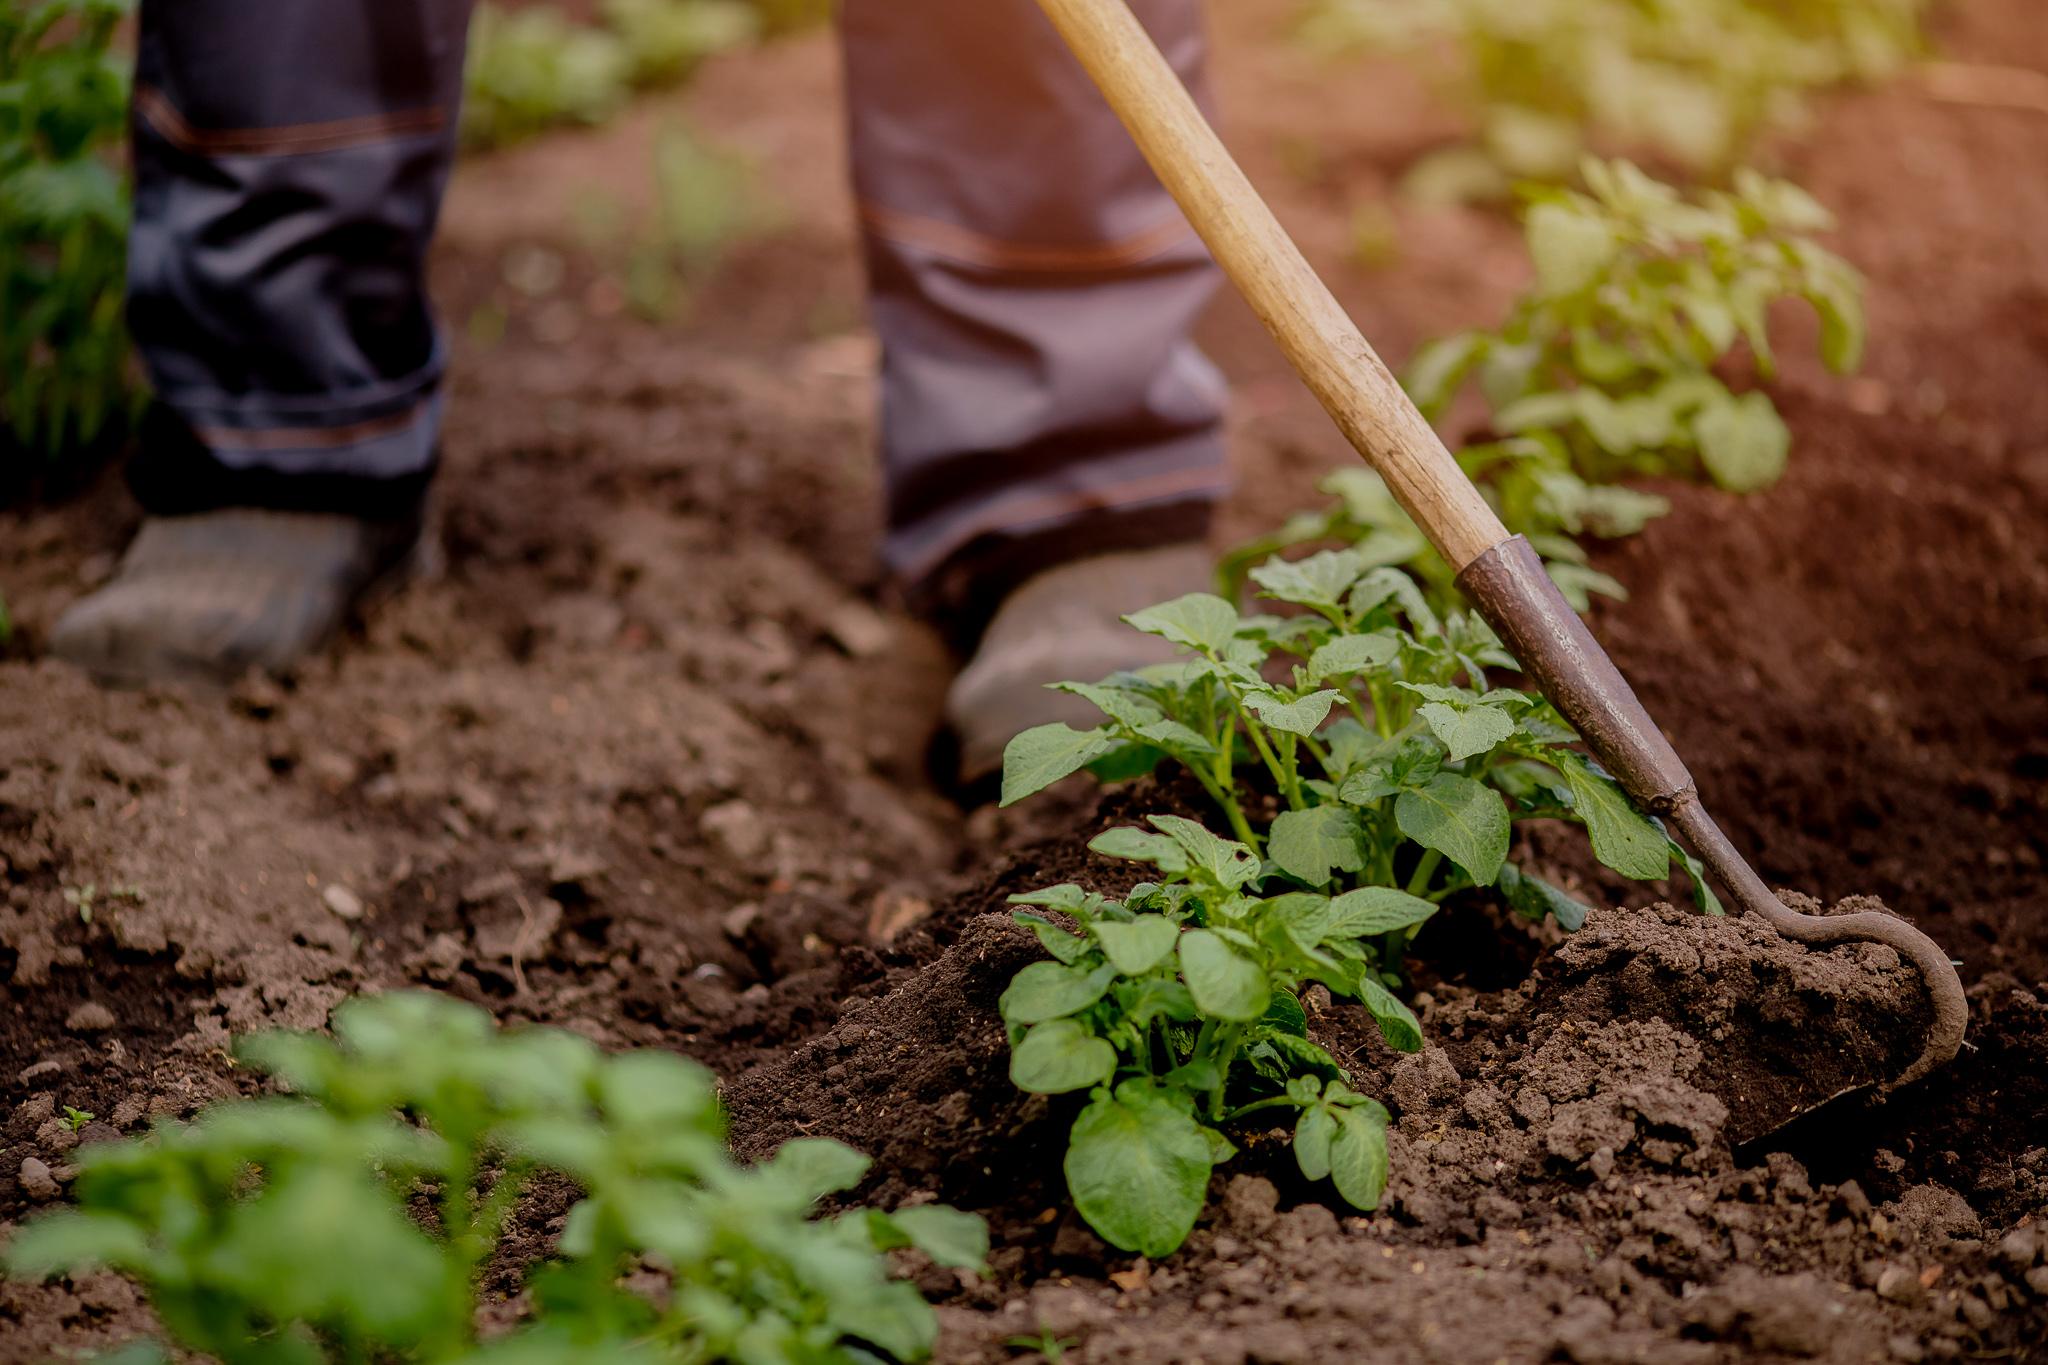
[1033,0,1967,1135]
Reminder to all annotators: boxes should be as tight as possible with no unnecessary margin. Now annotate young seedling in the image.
[998,551,1715,1253]
[62,1106,94,1132]
[1407,161,1865,497]
[1002,817,1413,1256]
[1228,162,1866,615]
[4,992,984,1364]
[461,0,758,149]
[1298,0,1929,187]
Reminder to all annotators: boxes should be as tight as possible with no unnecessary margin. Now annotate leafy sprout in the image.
[1298,0,1931,190]
[1226,160,1866,616]
[3,992,983,1364]
[996,551,1717,1254]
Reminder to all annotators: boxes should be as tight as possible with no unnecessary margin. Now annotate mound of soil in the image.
[723,879,2043,1362]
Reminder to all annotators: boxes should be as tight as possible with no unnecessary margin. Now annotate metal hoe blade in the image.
[1457,537,1968,1134]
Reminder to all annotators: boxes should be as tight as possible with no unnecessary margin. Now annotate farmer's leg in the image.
[53,0,473,686]
[841,0,1229,775]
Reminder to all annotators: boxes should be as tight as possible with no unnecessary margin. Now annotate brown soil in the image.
[3,0,2046,1361]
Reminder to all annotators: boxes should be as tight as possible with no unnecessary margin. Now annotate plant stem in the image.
[1404,849,1444,898]
[1222,1095,1303,1123]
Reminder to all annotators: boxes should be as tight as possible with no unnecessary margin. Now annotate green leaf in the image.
[1001,724,1114,807]
[1064,1083,1216,1259]
[1339,734,1444,805]
[1305,632,1402,684]
[884,1204,989,1271]
[1403,331,1485,415]
[1177,929,1271,1022]
[1526,201,1617,295]
[1051,681,1163,728]
[1495,863,1591,932]
[2,1212,151,1278]
[1242,689,1343,737]
[1088,741,1167,784]
[1009,884,1105,914]
[1088,826,1189,873]
[1010,1019,1117,1095]
[1120,977,1199,1026]
[1321,886,1439,938]
[1553,754,1670,882]
[1329,1105,1390,1211]
[1261,1032,1342,1079]
[1394,774,1510,885]
[827,1281,939,1364]
[1091,916,1180,975]
[1147,815,1261,890]
[1692,390,1790,493]
[1267,806,1365,887]
[1669,838,1725,917]
[1261,988,1309,1037]
[1248,549,1366,613]
[1123,593,1239,653]
[1415,701,1517,763]
[1131,718,1219,759]
[1294,1106,1337,1183]
[1014,913,1088,965]
[598,1049,721,1129]
[999,961,1117,1025]
[763,1138,872,1200]
[1359,977,1424,1052]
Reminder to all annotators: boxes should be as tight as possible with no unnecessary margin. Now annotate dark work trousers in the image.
[127,0,1230,627]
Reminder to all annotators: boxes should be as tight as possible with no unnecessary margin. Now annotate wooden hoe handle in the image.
[1032,0,1509,570]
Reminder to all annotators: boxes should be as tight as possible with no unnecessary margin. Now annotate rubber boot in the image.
[50,509,422,688]
[945,542,1213,783]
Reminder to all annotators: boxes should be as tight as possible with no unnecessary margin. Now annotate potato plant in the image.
[3,992,984,1364]
[999,550,1716,1252]
[1298,0,1929,185]
[462,0,758,149]
[1,0,140,465]
[1230,161,1867,615]
[1408,160,1865,495]
[1002,818,1409,1257]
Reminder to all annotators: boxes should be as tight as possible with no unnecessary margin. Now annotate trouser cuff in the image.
[892,431,1229,646]
[127,402,435,521]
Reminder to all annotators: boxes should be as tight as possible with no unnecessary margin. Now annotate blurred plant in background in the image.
[567,120,777,322]
[1298,0,1932,196]
[1,0,141,468]
[462,0,773,149]
[1227,160,1866,612]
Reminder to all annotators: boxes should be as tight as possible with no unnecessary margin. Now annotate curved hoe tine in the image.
[1665,797,1968,1091]
[1455,537,1968,1094]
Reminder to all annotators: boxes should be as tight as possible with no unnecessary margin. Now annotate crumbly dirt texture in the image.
[3,0,2046,1361]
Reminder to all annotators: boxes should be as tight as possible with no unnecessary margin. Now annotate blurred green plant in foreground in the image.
[1,0,141,468]
[1298,0,1931,196]
[3,991,984,1364]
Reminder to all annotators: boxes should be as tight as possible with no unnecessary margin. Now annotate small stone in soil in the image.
[700,800,769,862]
[63,1002,116,1034]
[18,1157,60,1201]
[824,599,893,657]
[322,884,365,919]
[1875,1264,1924,1304]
